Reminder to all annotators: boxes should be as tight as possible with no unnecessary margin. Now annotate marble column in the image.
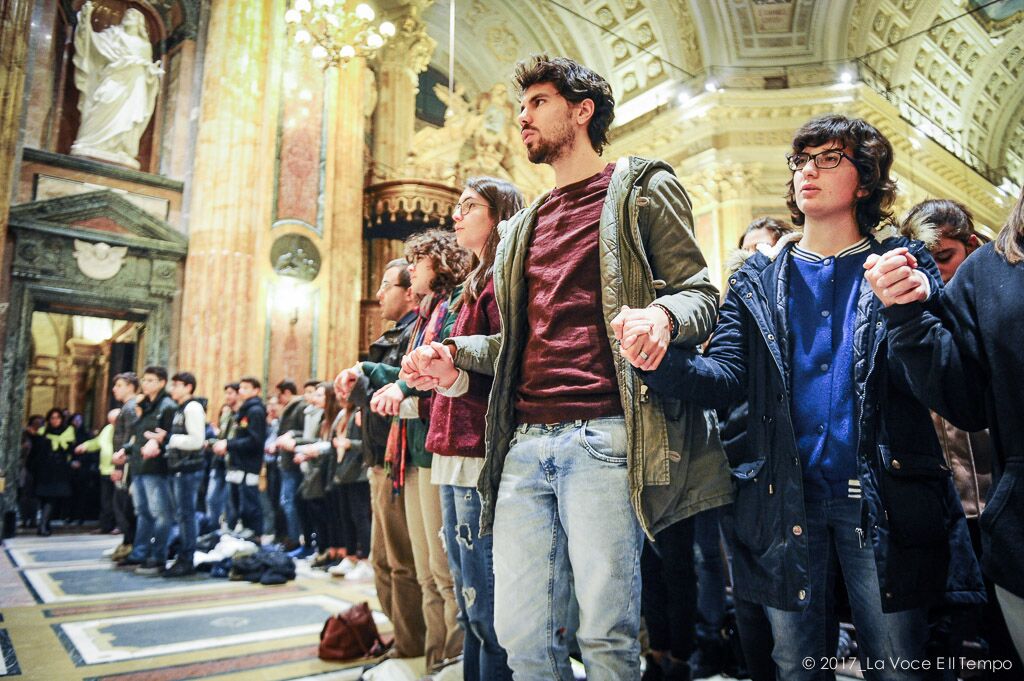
[322,58,369,372]
[0,0,35,336]
[371,4,435,179]
[178,0,279,405]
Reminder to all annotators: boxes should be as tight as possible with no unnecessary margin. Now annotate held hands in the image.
[370,383,405,416]
[111,469,123,482]
[74,443,87,455]
[293,444,313,466]
[863,248,929,306]
[611,305,672,371]
[400,342,457,390]
[275,431,296,453]
[212,439,228,457]
[141,438,160,459]
[335,365,361,399]
[112,449,126,466]
[144,428,166,443]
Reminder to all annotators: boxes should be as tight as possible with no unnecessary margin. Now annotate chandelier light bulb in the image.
[380,21,395,37]
[313,0,330,8]
[366,32,384,49]
[324,13,339,27]
[295,0,312,12]
[340,44,356,59]
[284,9,301,23]
[295,29,311,44]
[355,3,375,21]
[311,44,328,60]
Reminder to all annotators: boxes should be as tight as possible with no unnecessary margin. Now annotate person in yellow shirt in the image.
[75,409,120,534]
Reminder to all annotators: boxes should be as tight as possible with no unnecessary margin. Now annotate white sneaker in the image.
[328,556,358,577]
[345,560,375,581]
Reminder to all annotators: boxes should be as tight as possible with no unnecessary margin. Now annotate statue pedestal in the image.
[69,145,142,170]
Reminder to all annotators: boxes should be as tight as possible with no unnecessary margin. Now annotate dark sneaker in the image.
[135,560,166,576]
[162,560,196,578]
[116,554,145,567]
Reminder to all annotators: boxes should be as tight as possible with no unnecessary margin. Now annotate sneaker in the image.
[287,544,315,559]
[102,546,117,557]
[135,560,166,576]
[328,556,358,577]
[162,560,196,578]
[311,550,343,569]
[111,544,133,562]
[116,554,145,567]
[345,560,374,581]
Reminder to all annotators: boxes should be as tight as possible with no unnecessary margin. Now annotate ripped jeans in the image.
[440,483,513,681]
[492,418,644,681]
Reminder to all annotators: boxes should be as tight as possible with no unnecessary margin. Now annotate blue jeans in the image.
[441,484,513,681]
[492,417,643,681]
[170,470,203,562]
[279,468,303,542]
[765,498,929,681]
[232,478,263,535]
[204,466,229,527]
[130,474,174,563]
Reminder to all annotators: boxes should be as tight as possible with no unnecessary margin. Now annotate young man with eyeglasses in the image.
[402,55,730,680]
[637,115,984,680]
[335,258,426,661]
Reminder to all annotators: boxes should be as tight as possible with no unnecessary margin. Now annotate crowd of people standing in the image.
[12,53,1024,681]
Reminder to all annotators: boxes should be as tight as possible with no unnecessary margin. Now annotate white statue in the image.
[73,239,128,280]
[71,2,163,169]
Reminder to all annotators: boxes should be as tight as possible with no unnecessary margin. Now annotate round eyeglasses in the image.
[453,200,491,218]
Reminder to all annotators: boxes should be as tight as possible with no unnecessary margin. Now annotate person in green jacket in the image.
[75,409,119,533]
[402,55,731,680]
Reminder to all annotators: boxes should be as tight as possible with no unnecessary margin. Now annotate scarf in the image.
[42,425,76,453]
[385,292,451,494]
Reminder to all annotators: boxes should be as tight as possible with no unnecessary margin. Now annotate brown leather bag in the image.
[318,602,386,661]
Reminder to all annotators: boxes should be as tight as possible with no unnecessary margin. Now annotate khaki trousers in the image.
[405,464,464,668]
[370,466,425,658]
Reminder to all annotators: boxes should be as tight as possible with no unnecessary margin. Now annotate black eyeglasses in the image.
[786,149,856,171]
[453,200,491,217]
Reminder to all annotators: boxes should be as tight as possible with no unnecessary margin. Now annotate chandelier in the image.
[285,0,396,68]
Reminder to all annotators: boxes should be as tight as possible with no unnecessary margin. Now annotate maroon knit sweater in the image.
[515,164,622,424]
[426,278,499,458]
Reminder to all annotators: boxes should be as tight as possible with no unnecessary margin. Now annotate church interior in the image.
[0,0,1022,679]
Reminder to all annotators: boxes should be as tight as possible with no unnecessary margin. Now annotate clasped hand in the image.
[863,247,929,306]
[399,342,459,391]
[610,305,671,371]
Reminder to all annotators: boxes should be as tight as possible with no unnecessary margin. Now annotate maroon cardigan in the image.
[426,278,498,458]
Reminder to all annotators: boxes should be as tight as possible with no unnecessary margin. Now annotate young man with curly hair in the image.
[639,115,984,680]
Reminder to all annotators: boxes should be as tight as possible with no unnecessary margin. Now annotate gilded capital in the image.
[377,15,436,75]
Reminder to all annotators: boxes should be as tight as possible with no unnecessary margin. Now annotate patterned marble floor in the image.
[0,532,395,680]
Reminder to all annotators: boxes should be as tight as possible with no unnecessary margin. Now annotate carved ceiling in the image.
[402,0,1023,187]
